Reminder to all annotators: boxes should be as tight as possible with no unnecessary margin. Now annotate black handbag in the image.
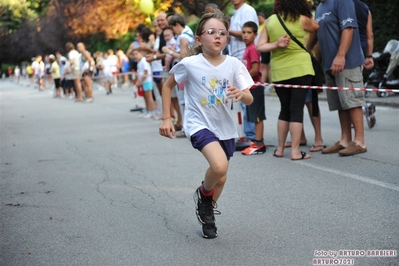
[276,14,323,116]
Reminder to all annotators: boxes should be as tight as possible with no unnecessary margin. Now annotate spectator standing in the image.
[32,55,45,90]
[107,49,120,89]
[101,52,114,95]
[240,22,267,155]
[117,48,131,88]
[162,14,195,137]
[77,42,94,103]
[229,0,259,141]
[354,0,374,70]
[14,66,21,82]
[310,0,367,156]
[257,0,319,160]
[257,12,271,85]
[66,42,84,102]
[49,54,62,98]
[132,48,155,118]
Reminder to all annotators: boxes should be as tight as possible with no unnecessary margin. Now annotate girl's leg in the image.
[201,141,229,201]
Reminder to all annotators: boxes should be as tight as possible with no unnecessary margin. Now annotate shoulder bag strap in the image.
[276,14,308,52]
[276,14,320,117]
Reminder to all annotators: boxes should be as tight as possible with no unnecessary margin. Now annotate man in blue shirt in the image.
[308,0,367,156]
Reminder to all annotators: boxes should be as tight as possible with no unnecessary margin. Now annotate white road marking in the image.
[299,161,399,192]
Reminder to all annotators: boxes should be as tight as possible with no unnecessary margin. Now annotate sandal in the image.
[310,144,327,152]
[273,149,283,158]
[291,151,311,160]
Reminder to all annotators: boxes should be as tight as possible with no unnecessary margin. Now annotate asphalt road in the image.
[1,80,398,266]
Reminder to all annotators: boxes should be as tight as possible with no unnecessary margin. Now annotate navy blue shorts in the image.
[153,71,163,83]
[190,129,235,161]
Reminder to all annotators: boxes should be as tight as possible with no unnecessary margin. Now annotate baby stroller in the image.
[364,39,399,98]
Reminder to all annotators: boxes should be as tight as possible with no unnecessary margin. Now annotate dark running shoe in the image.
[194,187,218,238]
[202,224,218,239]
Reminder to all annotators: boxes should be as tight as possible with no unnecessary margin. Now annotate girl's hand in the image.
[227,86,242,102]
[159,118,175,139]
[277,34,290,48]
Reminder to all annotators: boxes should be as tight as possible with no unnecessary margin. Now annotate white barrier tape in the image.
[42,72,399,93]
[254,82,399,93]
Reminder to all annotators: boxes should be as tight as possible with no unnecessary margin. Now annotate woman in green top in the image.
[49,54,62,98]
[257,0,319,160]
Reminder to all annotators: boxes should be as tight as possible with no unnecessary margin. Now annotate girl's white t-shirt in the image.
[170,54,254,140]
[137,57,153,84]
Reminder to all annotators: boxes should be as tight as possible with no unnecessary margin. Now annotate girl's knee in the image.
[211,162,228,177]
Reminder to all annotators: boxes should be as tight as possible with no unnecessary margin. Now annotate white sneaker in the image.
[143,113,154,119]
[122,83,130,89]
[139,111,148,117]
[84,98,93,103]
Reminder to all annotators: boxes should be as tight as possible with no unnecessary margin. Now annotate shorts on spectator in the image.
[153,71,163,83]
[325,66,365,111]
[247,86,266,123]
[142,81,153,92]
[54,78,61,88]
[103,76,113,83]
[71,70,82,80]
[261,52,271,64]
[190,128,235,161]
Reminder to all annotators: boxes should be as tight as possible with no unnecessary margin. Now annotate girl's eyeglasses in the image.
[200,28,229,37]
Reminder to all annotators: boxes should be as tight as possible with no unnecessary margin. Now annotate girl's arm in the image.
[227,86,253,106]
[159,74,178,139]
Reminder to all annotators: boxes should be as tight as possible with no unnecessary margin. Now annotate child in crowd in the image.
[49,54,62,97]
[241,21,267,155]
[101,52,115,95]
[163,28,177,72]
[132,48,155,118]
[159,10,254,239]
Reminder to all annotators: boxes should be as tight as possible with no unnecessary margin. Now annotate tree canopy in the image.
[0,0,397,66]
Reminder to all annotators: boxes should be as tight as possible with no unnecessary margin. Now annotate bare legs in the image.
[275,120,309,159]
[338,107,365,148]
[201,142,229,202]
[73,78,83,101]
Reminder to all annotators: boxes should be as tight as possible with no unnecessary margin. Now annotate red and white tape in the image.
[254,82,399,93]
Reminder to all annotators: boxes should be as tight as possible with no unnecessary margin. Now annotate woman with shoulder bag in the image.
[257,0,319,160]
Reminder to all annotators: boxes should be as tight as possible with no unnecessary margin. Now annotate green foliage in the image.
[0,0,37,32]
[363,0,399,52]
[87,30,137,53]
[252,2,274,17]
[187,19,199,34]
